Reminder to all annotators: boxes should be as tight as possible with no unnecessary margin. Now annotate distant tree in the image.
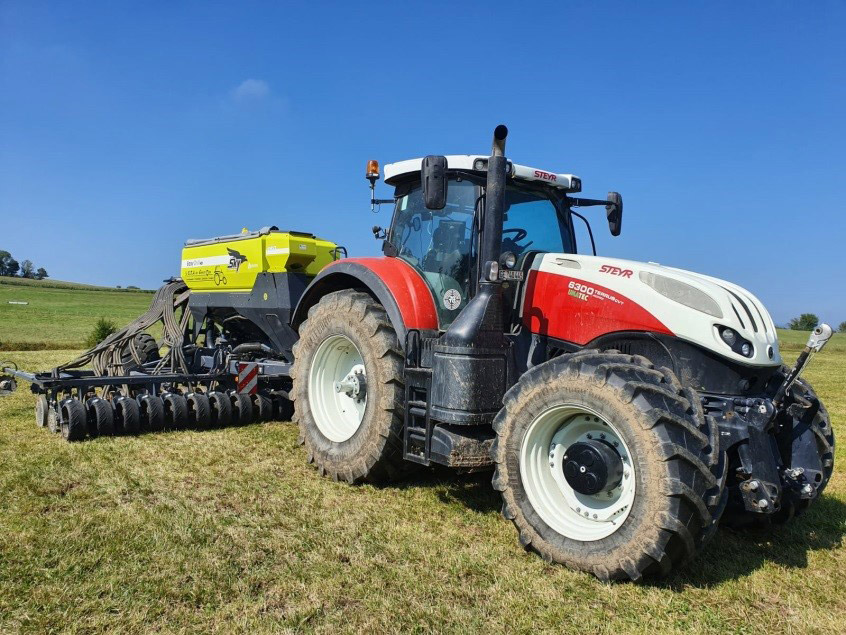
[839,321,846,333]
[35,267,48,280]
[0,251,19,277]
[85,318,119,349]
[115,285,122,289]
[20,259,35,278]
[788,313,819,331]
[127,285,140,290]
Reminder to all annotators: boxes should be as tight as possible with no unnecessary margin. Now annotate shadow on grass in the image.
[386,467,846,585]
[663,494,846,588]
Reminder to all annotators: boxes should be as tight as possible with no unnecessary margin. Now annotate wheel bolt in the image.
[586,433,593,439]
[600,433,606,440]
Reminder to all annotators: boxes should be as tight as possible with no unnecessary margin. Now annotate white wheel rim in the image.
[308,334,367,443]
[519,404,636,542]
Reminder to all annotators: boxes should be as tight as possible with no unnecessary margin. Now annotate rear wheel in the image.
[491,350,726,581]
[292,290,408,484]
[121,333,160,372]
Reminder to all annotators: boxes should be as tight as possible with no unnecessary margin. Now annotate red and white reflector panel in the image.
[237,362,259,395]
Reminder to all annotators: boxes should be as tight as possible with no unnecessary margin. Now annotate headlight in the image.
[501,251,517,269]
[639,272,723,318]
[717,325,754,358]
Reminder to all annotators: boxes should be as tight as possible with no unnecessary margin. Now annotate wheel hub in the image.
[563,440,623,495]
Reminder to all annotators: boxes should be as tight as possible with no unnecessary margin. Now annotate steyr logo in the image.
[599,264,633,278]
[533,169,557,182]
[227,248,248,272]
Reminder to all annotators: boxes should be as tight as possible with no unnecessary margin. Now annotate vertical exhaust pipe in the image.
[480,125,508,282]
[430,125,513,426]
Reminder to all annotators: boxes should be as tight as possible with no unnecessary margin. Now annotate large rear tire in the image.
[491,350,727,581]
[291,290,408,484]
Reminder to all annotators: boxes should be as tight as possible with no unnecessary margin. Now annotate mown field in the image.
[0,277,153,350]
[0,291,843,632]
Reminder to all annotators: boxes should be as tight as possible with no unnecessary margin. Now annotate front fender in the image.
[292,258,439,348]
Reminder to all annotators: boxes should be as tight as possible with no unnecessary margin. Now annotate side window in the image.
[502,188,574,264]
[390,180,477,327]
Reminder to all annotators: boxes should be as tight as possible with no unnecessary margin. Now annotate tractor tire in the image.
[208,391,231,427]
[491,350,727,582]
[86,397,115,437]
[186,392,211,427]
[291,290,409,484]
[59,398,88,442]
[121,333,160,372]
[229,391,253,425]
[252,393,273,422]
[35,395,49,428]
[138,394,164,432]
[113,395,140,434]
[162,393,188,429]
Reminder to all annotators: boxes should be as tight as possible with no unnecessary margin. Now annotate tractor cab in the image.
[377,155,588,328]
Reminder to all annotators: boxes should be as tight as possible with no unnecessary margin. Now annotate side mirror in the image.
[606,192,623,236]
[422,155,448,210]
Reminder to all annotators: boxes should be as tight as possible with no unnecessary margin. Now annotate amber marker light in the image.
[366,159,380,182]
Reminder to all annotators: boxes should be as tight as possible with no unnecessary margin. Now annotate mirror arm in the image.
[568,197,610,208]
[570,210,597,256]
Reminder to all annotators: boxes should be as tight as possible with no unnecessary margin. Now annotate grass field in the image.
[0,303,843,631]
[0,277,153,350]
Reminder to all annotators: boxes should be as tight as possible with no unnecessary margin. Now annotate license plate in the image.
[498,269,524,281]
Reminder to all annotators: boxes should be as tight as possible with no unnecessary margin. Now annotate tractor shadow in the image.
[387,469,846,586]
[660,495,846,588]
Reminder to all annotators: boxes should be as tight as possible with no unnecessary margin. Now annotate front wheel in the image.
[291,290,408,484]
[491,350,727,581]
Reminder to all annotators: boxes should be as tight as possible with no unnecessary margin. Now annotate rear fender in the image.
[292,258,439,349]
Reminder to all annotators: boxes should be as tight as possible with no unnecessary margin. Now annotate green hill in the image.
[0,277,154,350]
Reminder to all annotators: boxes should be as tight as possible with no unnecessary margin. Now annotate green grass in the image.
[0,332,844,631]
[0,278,154,350]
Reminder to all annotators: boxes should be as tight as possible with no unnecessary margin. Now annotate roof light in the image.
[366,159,380,181]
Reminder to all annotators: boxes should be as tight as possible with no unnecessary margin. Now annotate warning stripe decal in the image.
[237,362,259,395]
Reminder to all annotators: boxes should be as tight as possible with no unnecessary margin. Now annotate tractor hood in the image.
[522,254,781,367]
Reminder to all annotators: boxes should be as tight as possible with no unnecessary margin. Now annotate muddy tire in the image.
[47,406,60,433]
[491,350,727,581]
[291,290,409,484]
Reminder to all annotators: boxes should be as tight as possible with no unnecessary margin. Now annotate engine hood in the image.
[523,253,781,367]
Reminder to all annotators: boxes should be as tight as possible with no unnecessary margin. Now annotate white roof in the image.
[383,155,581,192]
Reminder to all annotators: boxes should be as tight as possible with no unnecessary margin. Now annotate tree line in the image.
[786,313,846,334]
[0,250,48,280]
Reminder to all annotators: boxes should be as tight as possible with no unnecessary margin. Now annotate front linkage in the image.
[703,325,835,522]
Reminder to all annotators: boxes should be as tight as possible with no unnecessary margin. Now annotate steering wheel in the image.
[503,227,528,241]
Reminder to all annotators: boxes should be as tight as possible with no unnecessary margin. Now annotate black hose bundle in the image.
[58,279,191,378]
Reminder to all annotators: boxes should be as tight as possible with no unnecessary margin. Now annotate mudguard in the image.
[292,258,439,348]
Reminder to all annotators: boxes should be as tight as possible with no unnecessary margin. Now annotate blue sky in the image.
[1,1,844,325]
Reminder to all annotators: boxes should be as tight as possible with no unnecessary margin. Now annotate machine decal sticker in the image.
[599,264,633,278]
[227,248,248,272]
[443,289,462,310]
[523,270,673,344]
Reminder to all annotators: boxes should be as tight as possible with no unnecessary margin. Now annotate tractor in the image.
[2,126,835,581]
